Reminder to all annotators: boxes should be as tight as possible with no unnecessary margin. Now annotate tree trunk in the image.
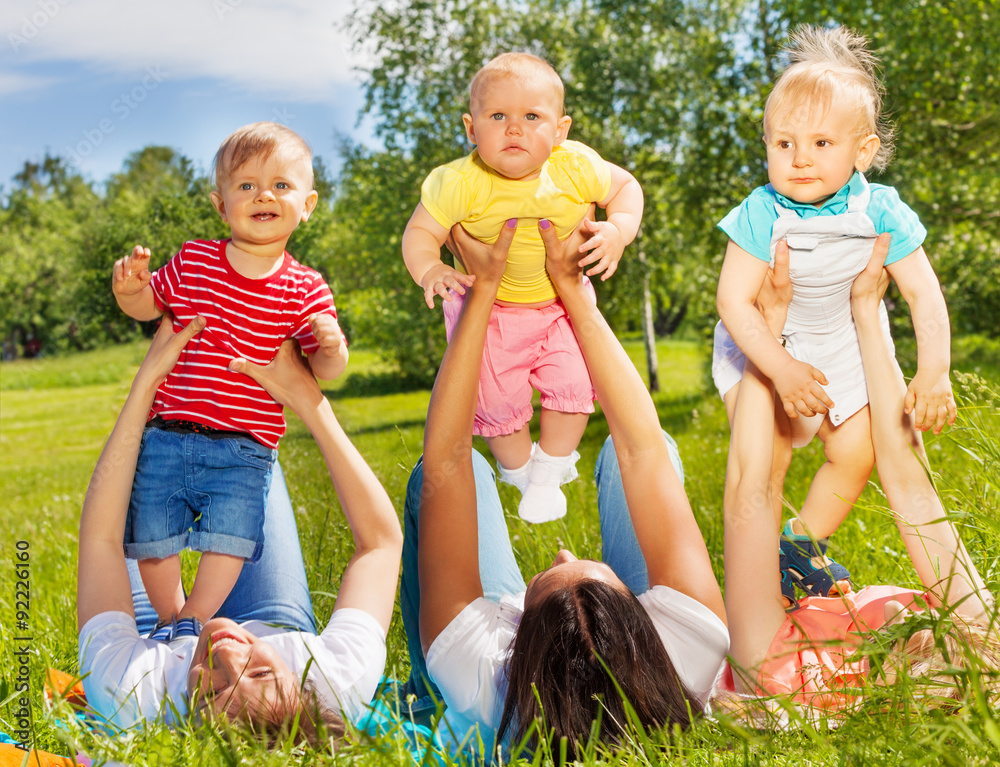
[637,233,659,393]
[759,0,776,82]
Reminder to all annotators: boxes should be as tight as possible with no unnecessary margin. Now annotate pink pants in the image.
[442,282,597,437]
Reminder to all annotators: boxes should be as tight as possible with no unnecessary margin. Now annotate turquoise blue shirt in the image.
[718,172,926,266]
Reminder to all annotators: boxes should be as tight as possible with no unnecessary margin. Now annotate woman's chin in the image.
[190,617,243,669]
[201,616,240,634]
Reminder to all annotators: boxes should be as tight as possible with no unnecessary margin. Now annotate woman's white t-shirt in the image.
[78,607,386,728]
[426,585,729,748]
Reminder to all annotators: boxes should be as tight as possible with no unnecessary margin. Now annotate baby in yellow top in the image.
[402,52,643,523]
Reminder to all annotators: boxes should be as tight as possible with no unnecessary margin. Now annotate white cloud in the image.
[0,68,61,96]
[2,0,368,101]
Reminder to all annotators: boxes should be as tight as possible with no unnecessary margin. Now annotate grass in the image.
[1,339,999,765]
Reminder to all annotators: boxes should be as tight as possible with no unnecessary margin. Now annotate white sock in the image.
[498,450,533,494]
[517,445,580,524]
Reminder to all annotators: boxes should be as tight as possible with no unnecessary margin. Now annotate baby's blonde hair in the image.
[764,25,894,171]
[469,52,565,116]
[213,122,314,189]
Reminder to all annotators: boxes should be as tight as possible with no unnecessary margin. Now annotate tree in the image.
[1,156,98,353]
[330,142,444,384]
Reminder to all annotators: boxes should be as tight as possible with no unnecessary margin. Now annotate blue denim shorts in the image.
[123,425,276,562]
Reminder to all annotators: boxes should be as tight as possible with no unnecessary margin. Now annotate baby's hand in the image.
[904,369,957,434]
[577,219,625,280]
[420,262,476,309]
[774,357,834,419]
[309,313,345,357]
[113,245,153,297]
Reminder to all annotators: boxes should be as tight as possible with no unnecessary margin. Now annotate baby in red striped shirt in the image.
[111,122,346,641]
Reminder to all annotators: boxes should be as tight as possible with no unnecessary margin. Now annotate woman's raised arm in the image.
[540,220,725,621]
[415,220,516,651]
[230,343,403,633]
[851,236,991,621]
[77,315,206,629]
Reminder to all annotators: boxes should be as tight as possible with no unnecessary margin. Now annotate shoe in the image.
[777,549,799,612]
[173,616,203,639]
[148,618,173,642]
[780,519,852,598]
[518,445,580,524]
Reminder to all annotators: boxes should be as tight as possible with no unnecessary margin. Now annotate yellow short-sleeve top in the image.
[420,140,612,303]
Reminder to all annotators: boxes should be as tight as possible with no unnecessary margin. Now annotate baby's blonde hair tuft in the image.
[764,25,895,171]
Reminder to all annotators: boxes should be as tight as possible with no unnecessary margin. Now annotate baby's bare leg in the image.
[538,409,589,457]
[796,406,875,540]
[138,554,185,622]
[179,552,245,623]
[486,428,533,471]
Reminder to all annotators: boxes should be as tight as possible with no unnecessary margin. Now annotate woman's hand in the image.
[851,234,892,322]
[133,313,206,393]
[540,206,596,294]
[229,341,324,416]
[445,219,515,289]
[754,240,793,337]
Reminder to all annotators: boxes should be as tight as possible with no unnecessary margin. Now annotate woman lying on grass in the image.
[77,315,403,745]
[400,217,728,762]
[718,234,999,716]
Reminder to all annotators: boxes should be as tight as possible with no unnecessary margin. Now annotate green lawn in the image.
[1,340,998,765]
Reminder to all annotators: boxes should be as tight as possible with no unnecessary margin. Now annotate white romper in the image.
[712,180,896,446]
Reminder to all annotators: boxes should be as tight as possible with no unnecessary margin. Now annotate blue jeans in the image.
[124,426,275,562]
[400,433,684,706]
[129,461,316,634]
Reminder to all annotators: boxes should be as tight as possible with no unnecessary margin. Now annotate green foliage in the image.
[329,143,447,383]
[0,156,100,352]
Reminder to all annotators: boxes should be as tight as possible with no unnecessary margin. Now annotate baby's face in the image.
[763,92,877,206]
[211,143,318,253]
[463,75,571,181]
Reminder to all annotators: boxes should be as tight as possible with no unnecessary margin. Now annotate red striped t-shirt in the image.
[149,239,338,448]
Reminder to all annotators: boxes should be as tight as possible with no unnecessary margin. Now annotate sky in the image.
[1,0,378,192]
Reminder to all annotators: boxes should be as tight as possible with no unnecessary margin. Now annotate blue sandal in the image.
[780,520,852,598]
[778,548,800,611]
